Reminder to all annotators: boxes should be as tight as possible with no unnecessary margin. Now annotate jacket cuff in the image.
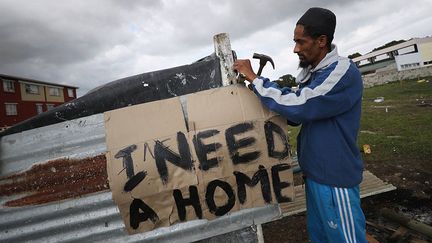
[252,76,264,85]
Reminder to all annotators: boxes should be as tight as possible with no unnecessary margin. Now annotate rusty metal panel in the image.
[0,154,108,207]
[0,113,282,242]
[0,113,106,177]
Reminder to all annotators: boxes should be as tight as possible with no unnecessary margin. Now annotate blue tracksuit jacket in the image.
[251,46,363,187]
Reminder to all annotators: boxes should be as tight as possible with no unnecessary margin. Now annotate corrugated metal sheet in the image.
[0,188,280,242]
[0,114,106,177]
[0,113,282,242]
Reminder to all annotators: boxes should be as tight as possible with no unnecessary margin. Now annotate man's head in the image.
[294,7,336,68]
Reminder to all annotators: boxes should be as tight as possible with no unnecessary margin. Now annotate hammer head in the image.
[253,53,275,69]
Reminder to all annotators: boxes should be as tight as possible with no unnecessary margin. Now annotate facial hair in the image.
[298,59,310,68]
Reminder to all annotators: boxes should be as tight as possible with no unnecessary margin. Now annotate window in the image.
[2,79,15,92]
[25,84,40,94]
[68,88,74,97]
[36,104,44,114]
[46,104,55,111]
[49,87,60,96]
[5,103,17,116]
[401,63,420,69]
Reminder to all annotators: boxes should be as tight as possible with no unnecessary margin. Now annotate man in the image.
[234,7,366,243]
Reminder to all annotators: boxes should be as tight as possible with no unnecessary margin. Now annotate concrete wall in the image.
[419,42,432,61]
[362,65,432,88]
[395,52,422,71]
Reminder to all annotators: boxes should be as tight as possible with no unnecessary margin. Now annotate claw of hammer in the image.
[253,53,275,76]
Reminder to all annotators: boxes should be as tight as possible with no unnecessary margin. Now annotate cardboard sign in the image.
[104,85,294,234]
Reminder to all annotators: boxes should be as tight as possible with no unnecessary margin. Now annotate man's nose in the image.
[293,44,300,53]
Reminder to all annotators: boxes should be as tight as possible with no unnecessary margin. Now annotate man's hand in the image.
[233,59,258,82]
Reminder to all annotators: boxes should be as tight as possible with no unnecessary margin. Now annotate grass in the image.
[287,77,432,171]
[268,77,432,242]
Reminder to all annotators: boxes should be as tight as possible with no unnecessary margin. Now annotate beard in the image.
[298,58,310,68]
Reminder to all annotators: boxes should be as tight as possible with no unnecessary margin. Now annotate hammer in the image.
[253,53,275,76]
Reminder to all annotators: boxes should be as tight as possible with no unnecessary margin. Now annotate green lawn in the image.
[287,77,432,172]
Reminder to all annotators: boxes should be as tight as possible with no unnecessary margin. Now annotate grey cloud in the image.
[135,0,351,55]
[0,0,429,96]
[0,0,167,66]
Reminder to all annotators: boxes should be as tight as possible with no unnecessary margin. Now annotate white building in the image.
[352,36,432,73]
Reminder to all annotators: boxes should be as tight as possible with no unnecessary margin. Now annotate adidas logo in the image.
[328,220,338,229]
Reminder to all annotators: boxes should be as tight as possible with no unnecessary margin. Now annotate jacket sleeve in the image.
[251,59,362,124]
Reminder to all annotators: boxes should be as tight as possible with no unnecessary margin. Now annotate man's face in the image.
[293,25,322,68]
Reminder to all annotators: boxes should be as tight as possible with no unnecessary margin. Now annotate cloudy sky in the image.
[1,0,431,96]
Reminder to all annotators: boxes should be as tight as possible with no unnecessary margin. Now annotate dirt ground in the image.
[261,159,432,242]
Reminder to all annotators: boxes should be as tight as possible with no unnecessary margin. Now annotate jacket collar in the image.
[296,44,339,84]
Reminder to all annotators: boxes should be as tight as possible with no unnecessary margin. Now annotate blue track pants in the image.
[305,178,367,243]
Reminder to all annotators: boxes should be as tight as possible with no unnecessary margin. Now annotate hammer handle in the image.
[257,65,264,76]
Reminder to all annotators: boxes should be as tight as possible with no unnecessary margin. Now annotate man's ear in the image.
[318,35,327,48]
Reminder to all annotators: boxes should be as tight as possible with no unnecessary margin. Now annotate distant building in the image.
[0,74,78,130]
[352,36,432,74]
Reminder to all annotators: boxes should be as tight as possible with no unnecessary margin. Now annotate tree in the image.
[275,74,297,87]
[348,52,362,59]
[372,40,406,52]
